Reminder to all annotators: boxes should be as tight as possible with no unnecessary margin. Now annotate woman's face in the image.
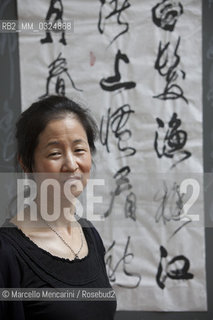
[32,116,92,197]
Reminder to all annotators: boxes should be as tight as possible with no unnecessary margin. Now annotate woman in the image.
[0,95,117,319]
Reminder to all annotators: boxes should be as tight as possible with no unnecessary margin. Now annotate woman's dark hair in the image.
[16,95,98,172]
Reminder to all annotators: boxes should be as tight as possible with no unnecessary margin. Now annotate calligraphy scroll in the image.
[17,0,206,311]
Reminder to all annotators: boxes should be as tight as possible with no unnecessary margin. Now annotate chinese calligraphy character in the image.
[152,0,183,32]
[98,0,131,45]
[156,245,194,289]
[39,53,82,99]
[105,236,141,288]
[100,104,136,157]
[104,166,136,221]
[153,37,188,103]
[40,0,67,45]
[154,181,191,239]
[154,113,191,168]
[100,50,136,91]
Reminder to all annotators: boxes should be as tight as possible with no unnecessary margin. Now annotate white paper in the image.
[17,0,207,311]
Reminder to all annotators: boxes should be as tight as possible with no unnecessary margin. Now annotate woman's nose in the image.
[61,152,78,172]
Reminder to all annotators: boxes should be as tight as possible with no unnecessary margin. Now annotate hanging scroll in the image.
[17,0,206,311]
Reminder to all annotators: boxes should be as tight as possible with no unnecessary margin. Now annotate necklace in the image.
[42,219,84,260]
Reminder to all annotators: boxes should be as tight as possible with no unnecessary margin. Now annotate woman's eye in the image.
[75,149,85,153]
[49,152,61,157]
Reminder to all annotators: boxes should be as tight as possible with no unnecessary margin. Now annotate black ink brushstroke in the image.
[125,192,137,221]
[98,0,131,46]
[100,50,136,91]
[105,236,142,288]
[154,181,192,239]
[104,166,132,218]
[153,37,188,104]
[39,52,82,98]
[152,0,183,32]
[100,104,136,157]
[154,112,191,168]
[103,167,137,221]
[168,219,191,240]
[156,245,194,289]
[40,0,67,45]
[100,107,111,153]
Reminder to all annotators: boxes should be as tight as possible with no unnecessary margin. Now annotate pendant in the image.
[75,255,79,260]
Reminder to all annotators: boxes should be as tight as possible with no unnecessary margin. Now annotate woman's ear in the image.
[18,156,29,173]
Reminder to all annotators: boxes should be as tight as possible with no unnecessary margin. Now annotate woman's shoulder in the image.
[0,227,23,286]
[0,229,25,318]
[0,219,25,264]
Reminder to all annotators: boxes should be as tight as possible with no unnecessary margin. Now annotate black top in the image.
[0,218,116,320]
